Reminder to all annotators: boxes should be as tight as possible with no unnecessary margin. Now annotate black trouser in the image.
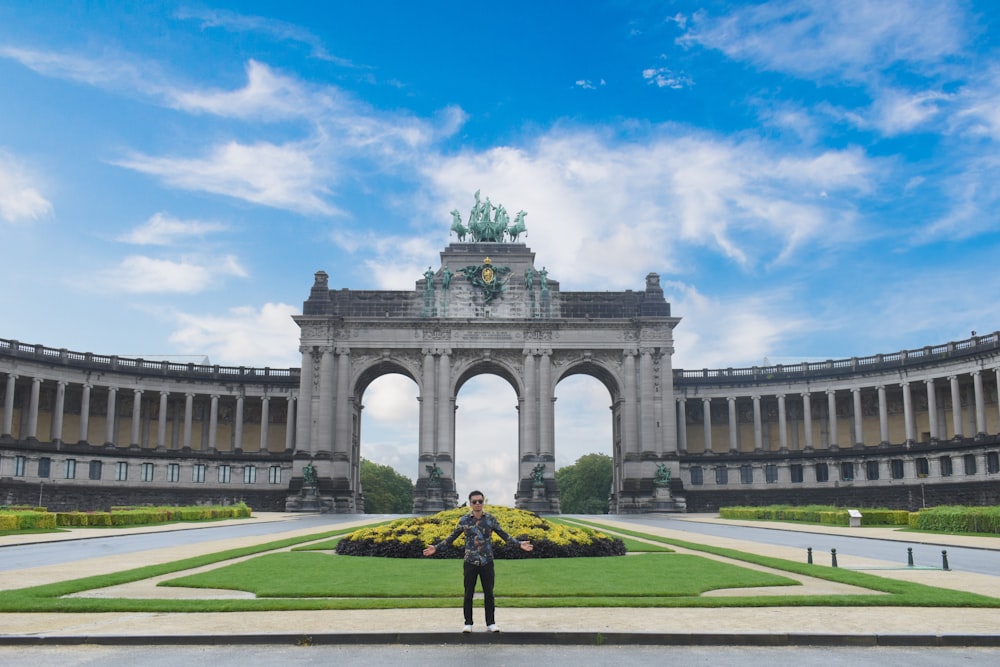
[462,560,496,626]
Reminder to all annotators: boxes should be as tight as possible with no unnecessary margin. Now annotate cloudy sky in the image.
[3,1,1000,505]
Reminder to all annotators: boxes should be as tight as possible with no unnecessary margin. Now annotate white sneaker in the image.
[462,625,473,633]
[487,624,500,633]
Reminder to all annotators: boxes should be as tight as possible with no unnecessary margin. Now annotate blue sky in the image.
[3,1,1000,504]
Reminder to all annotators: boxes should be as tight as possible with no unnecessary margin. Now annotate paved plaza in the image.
[1,513,1000,645]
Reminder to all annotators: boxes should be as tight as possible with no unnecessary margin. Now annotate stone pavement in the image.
[1,513,999,646]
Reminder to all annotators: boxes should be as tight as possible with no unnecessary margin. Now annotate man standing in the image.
[423,490,533,633]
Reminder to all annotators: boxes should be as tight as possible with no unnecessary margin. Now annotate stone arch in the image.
[553,357,624,511]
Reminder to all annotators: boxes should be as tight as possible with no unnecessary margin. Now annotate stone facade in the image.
[3,238,1000,514]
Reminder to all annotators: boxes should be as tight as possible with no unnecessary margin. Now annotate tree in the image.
[556,453,613,514]
[360,459,414,513]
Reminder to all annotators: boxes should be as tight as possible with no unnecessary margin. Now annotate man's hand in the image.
[422,545,437,557]
[519,541,533,552]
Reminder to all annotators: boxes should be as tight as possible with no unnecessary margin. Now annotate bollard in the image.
[942,550,950,571]
[831,548,838,568]
[807,547,813,564]
[907,547,914,567]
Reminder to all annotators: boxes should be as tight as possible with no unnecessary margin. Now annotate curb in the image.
[3,632,1000,647]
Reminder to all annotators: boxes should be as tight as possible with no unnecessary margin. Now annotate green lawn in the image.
[0,520,997,612]
[163,551,791,598]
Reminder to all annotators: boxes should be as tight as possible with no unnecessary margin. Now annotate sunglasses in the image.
[470,499,484,504]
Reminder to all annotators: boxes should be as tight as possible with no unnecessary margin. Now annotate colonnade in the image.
[676,368,1000,454]
[1,370,296,453]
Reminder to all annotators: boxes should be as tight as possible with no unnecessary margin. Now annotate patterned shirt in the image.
[436,512,518,565]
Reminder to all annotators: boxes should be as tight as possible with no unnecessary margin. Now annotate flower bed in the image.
[335,506,626,558]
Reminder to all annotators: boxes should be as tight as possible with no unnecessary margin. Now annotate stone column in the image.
[702,397,712,454]
[105,386,117,446]
[1,373,16,437]
[157,391,168,449]
[752,395,763,451]
[926,379,938,441]
[183,392,194,449]
[295,348,315,454]
[802,392,813,450]
[317,349,335,455]
[727,396,738,452]
[285,395,296,452]
[852,387,863,446]
[522,350,537,456]
[973,370,986,437]
[208,394,219,451]
[676,397,687,452]
[901,382,915,444]
[826,389,838,448]
[26,377,41,440]
[437,350,452,459]
[777,393,788,451]
[949,375,962,439]
[79,384,92,444]
[877,385,889,445]
[539,351,554,458]
[234,394,245,451]
[130,389,142,447]
[419,349,435,458]
[639,348,656,453]
[51,381,66,443]
[259,396,270,452]
[623,350,639,456]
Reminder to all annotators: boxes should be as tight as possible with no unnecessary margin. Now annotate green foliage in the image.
[360,458,414,514]
[556,453,612,514]
[336,505,626,558]
[2,504,252,531]
[911,505,1000,534]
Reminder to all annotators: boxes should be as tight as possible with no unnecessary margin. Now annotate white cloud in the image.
[417,129,873,283]
[98,255,247,294]
[0,150,53,223]
[117,212,228,245]
[0,45,165,97]
[114,140,337,216]
[168,302,301,367]
[171,59,316,121]
[681,0,967,82]
[642,66,692,89]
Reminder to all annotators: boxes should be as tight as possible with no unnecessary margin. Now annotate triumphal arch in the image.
[290,193,683,513]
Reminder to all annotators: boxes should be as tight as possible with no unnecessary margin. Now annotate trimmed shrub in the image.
[911,506,1000,535]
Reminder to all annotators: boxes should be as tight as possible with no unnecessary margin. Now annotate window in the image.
[765,464,779,484]
[815,462,829,482]
[115,461,128,481]
[192,464,206,483]
[964,454,977,475]
[890,459,904,480]
[64,458,77,479]
[141,463,154,482]
[268,465,282,485]
[14,455,26,477]
[916,457,929,477]
[790,464,803,483]
[243,466,257,484]
[988,452,999,474]
[940,456,953,477]
[840,462,854,481]
[866,461,880,480]
[740,464,753,484]
[37,457,51,478]
[690,466,703,486]
[88,460,102,480]
[218,465,231,484]
[167,463,180,482]
[715,466,728,485]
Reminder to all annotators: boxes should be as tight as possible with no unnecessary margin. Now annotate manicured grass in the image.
[163,551,788,598]
[1,520,997,612]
